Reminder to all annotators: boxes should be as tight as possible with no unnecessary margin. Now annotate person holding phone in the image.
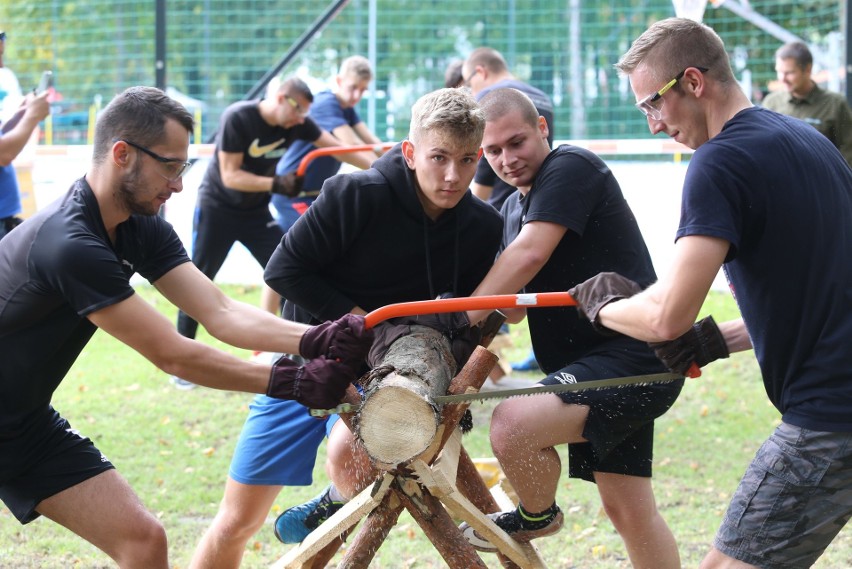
[0,32,49,240]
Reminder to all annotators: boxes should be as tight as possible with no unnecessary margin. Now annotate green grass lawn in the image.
[1,285,850,568]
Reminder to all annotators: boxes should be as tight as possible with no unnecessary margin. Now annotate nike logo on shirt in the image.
[248,138,286,158]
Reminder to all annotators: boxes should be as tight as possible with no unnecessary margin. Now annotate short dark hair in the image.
[277,76,314,103]
[480,88,539,128]
[92,86,194,164]
[465,47,509,76]
[444,60,464,88]
[775,41,813,70]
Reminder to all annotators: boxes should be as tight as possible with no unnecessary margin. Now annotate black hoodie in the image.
[265,144,503,324]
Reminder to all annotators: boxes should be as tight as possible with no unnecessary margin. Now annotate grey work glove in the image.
[569,272,643,334]
[271,172,304,197]
[649,316,729,375]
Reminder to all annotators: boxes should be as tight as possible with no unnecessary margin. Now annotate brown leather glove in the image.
[569,272,643,333]
[267,355,355,410]
[300,314,374,368]
[271,172,304,197]
[649,316,729,375]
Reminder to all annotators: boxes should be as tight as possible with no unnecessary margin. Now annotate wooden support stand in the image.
[271,346,548,569]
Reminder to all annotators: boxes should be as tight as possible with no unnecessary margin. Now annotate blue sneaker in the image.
[169,375,196,390]
[273,486,344,544]
[510,352,540,372]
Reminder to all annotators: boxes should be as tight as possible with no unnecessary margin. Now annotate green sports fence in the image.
[0,0,845,144]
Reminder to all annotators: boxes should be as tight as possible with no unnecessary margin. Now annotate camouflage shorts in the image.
[714,422,852,569]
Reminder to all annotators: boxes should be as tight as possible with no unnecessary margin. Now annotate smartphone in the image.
[35,70,53,94]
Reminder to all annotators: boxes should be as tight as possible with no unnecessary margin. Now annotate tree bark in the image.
[356,325,455,467]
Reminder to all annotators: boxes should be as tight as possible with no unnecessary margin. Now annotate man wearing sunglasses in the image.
[0,86,373,568]
[174,77,369,389]
[571,17,852,569]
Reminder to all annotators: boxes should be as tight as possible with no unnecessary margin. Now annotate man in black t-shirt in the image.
[0,86,371,568]
[462,47,554,210]
[458,88,682,568]
[173,78,374,389]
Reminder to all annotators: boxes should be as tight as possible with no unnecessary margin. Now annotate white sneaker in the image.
[169,375,196,390]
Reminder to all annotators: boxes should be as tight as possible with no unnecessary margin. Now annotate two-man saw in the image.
[310,292,697,417]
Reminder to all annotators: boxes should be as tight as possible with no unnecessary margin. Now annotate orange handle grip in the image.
[363,292,576,330]
[296,143,396,176]
[686,363,701,378]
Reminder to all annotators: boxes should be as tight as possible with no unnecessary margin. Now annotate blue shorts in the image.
[714,422,852,568]
[228,395,339,486]
[270,194,316,233]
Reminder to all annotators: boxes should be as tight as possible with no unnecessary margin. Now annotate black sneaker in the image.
[273,485,345,544]
[459,506,564,552]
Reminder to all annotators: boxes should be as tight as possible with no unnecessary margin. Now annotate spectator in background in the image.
[0,30,50,241]
[172,77,371,390]
[463,47,554,373]
[762,41,852,166]
[462,47,554,210]
[444,59,465,88]
[0,31,22,121]
[272,56,379,233]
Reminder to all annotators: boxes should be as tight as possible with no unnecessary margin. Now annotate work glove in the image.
[367,311,481,370]
[649,316,729,375]
[300,314,374,368]
[271,172,304,197]
[267,355,356,410]
[568,272,643,334]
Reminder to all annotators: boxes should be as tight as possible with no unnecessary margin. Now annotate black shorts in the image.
[0,407,114,524]
[540,343,683,482]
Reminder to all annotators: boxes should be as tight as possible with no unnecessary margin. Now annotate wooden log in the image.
[337,490,405,568]
[415,346,497,465]
[356,325,455,467]
[395,482,489,569]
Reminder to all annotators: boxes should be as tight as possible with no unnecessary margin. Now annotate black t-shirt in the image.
[501,145,657,372]
[0,178,189,433]
[199,100,322,212]
[678,107,852,431]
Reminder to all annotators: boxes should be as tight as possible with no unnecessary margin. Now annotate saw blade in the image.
[310,371,684,417]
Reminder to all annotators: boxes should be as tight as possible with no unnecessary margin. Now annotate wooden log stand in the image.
[271,342,548,569]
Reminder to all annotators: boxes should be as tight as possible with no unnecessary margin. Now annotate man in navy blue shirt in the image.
[572,18,852,569]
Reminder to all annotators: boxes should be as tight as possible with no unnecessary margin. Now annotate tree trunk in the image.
[355,325,454,468]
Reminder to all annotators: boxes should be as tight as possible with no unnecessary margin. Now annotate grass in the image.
[1,285,850,568]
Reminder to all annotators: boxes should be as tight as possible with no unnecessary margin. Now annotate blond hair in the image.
[408,88,484,150]
[339,55,373,82]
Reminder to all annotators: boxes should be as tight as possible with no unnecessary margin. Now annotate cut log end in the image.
[357,377,440,467]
